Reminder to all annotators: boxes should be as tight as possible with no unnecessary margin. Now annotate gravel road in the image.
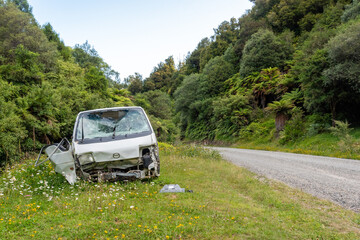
[211,147,360,211]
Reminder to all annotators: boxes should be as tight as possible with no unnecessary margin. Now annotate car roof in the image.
[78,106,144,115]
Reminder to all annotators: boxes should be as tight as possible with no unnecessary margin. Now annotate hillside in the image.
[1,1,360,165]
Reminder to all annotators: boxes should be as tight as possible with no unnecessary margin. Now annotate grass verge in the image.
[233,131,360,160]
[0,143,359,239]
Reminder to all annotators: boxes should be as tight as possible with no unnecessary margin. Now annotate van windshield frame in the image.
[74,108,152,144]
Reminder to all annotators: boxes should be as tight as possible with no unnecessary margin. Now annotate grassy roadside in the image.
[1,143,359,239]
[231,130,360,160]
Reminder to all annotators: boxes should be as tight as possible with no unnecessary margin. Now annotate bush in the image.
[306,114,332,136]
[279,108,306,144]
[238,119,275,142]
[329,120,359,154]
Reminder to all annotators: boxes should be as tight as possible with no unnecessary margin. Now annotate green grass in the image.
[1,144,359,239]
[234,130,360,160]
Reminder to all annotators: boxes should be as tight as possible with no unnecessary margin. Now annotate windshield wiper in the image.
[112,125,116,139]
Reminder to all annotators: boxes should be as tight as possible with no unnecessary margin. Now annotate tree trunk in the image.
[261,94,266,109]
[275,113,287,132]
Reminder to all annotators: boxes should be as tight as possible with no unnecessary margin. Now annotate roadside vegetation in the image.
[1,145,359,239]
[0,2,176,168]
[2,0,360,168]
[229,116,360,160]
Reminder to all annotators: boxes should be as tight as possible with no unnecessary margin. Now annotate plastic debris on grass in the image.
[159,184,185,193]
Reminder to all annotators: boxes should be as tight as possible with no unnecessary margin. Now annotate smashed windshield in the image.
[75,108,152,143]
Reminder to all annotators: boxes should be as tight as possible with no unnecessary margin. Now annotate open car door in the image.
[35,138,76,184]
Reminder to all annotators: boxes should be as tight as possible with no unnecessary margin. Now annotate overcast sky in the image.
[27,0,253,81]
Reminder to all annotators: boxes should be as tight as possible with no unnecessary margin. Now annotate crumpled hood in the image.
[73,134,156,162]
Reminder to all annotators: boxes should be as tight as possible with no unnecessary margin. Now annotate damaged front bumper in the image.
[36,137,160,184]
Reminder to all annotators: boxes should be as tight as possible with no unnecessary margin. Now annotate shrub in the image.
[238,119,275,142]
[306,114,332,136]
[279,108,306,144]
[329,120,359,154]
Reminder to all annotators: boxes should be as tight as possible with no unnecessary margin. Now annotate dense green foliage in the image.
[239,29,293,77]
[0,2,175,166]
[1,0,360,166]
[168,0,360,143]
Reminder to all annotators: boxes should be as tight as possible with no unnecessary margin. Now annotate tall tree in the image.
[266,99,294,132]
[239,29,292,78]
[249,0,280,20]
[185,38,211,74]
[72,41,104,69]
[84,66,108,94]
[266,0,334,34]
[0,4,57,70]
[126,73,143,95]
[72,41,119,83]
[42,23,72,61]
[233,14,268,64]
[7,0,32,14]
[143,56,176,92]
[341,0,360,22]
[201,55,235,97]
[323,21,360,122]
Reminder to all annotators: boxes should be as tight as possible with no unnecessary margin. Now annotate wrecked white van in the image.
[36,107,160,184]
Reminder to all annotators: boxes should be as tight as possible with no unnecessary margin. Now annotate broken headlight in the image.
[78,153,95,165]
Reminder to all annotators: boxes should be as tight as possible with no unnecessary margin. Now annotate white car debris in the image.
[36,106,160,184]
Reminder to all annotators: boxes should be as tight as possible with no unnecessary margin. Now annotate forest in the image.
[1,0,360,166]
